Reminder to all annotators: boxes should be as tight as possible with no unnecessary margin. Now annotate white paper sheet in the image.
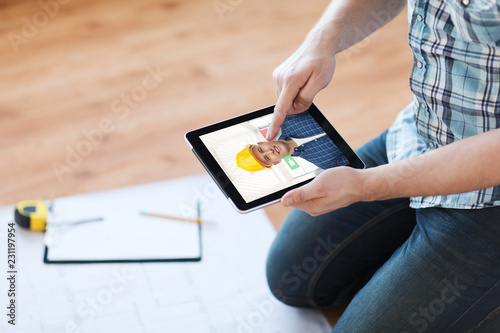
[0,174,331,333]
[45,180,202,262]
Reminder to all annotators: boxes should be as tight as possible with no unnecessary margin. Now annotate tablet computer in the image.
[184,103,365,213]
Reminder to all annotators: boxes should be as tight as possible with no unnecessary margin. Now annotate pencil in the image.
[140,211,213,225]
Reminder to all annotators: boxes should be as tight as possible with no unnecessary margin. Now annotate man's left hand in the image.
[282,166,364,216]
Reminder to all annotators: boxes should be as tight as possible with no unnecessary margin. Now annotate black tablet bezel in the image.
[184,103,365,213]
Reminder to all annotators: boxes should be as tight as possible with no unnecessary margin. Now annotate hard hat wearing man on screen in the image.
[236,112,348,172]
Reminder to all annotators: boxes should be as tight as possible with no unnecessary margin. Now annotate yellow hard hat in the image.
[236,145,271,172]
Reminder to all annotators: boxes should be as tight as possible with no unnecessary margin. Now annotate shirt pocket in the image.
[446,0,500,45]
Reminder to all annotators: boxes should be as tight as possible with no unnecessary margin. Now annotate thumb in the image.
[282,182,319,207]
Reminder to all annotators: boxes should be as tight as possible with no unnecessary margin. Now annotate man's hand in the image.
[267,43,336,140]
[282,128,500,216]
[281,166,363,216]
[266,0,408,142]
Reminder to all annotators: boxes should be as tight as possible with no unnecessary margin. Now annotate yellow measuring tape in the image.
[14,200,48,231]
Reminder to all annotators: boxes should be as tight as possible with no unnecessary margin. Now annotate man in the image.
[265,0,500,331]
[236,112,349,172]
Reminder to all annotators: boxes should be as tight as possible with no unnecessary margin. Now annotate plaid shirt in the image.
[386,0,500,208]
[279,112,349,170]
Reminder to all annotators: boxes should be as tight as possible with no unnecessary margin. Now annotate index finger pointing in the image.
[267,108,287,140]
[267,85,299,140]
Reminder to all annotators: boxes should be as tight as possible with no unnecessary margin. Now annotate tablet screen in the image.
[198,110,351,204]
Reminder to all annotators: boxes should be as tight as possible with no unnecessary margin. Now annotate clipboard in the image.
[43,180,203,264]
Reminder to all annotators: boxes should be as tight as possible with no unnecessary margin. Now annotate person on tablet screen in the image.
[236,112,348,172]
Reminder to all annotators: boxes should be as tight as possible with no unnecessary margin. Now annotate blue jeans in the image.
[266,131,500,332]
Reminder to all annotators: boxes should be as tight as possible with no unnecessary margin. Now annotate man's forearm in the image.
[361,129,500,202]
[305,0,407,56]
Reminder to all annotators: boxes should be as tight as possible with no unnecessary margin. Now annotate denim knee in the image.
[265,238,314,308]
[265,209,327,308]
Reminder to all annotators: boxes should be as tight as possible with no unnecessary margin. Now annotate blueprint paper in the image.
[0,174,331,333]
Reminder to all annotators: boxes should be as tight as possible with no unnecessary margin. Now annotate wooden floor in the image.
[0,0,413,328]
